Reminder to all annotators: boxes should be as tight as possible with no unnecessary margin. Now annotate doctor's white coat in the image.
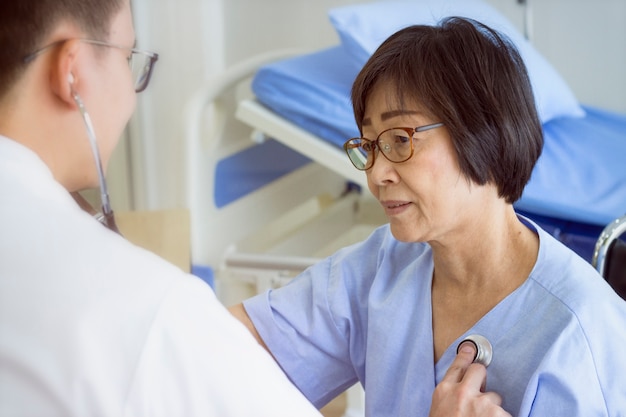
[0,136,322,417]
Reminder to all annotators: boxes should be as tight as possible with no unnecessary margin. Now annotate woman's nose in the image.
[366,153,399,185]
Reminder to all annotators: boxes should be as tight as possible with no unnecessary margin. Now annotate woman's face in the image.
[363,82,487,244]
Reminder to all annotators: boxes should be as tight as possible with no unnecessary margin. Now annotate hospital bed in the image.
[238,46,626,256]
[593,214,626,300]
[184,2,626,415]
[231,0,626,264]
[184,47,387,299]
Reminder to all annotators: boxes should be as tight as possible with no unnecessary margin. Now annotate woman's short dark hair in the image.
[0,0,125,97]
[351,17,543,204]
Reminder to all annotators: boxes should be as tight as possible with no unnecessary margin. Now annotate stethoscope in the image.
[70,90,120,234]
[457,334,493,367]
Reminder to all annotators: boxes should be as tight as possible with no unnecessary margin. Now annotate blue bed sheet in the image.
[518,106,626,226]
[252,46,626,231]
[252,47,357,148]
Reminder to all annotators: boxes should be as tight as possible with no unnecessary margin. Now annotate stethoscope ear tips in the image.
[457,334,493,367]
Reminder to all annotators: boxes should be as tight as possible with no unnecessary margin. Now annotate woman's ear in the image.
[50,39,81,108]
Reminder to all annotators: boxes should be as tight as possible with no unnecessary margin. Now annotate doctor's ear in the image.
[50,39,81,107]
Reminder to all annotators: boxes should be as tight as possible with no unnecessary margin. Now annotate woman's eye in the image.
[394,135,410,144]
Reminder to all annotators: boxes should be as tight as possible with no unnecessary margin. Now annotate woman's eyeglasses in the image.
[343,123,444,171]
[23,39,159,93]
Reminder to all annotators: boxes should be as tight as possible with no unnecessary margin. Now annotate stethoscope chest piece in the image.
[457,334,493,367]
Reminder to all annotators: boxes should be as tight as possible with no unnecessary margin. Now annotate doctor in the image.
[0,0,324,415]
[229,17,626,416]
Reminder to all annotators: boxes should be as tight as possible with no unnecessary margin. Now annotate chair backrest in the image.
[592,214,626,300]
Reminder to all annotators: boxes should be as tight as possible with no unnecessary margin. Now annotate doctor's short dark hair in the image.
[0,0,125,98]
[351,17,543,204]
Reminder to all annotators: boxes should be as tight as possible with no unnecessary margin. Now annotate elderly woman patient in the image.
[230,17,626,417]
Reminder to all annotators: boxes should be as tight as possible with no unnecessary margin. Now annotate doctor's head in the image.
[1,0,124,96]
[348,17,543,205]
[0,0,155,192]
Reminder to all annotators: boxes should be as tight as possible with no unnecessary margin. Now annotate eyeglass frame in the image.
[343,122,445,171]
[23,38,159,93]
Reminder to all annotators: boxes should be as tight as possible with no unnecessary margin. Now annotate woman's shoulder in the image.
[527,222,626,354]
[324,223,432,294]
[522,217,605,296]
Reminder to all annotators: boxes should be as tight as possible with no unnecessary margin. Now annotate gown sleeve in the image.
[243,228,393,408]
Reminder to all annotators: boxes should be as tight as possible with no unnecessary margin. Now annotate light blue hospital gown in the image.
[244,218,626,416]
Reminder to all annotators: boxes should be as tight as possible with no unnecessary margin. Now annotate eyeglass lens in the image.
[130,53,154,92]
[345,128,413,170]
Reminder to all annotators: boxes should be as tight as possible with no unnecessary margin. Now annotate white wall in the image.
[533,0,626,113]
[109,0,626,212]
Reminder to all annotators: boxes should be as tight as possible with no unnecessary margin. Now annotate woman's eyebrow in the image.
[361,110,420,127]
[380,110,420,121]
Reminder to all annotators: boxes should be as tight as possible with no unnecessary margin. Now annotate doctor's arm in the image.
[429,344,512,417]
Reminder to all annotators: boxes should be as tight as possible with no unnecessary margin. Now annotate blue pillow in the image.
[328,0,585,123]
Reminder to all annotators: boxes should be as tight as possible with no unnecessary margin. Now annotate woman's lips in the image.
[382,201,411,215]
